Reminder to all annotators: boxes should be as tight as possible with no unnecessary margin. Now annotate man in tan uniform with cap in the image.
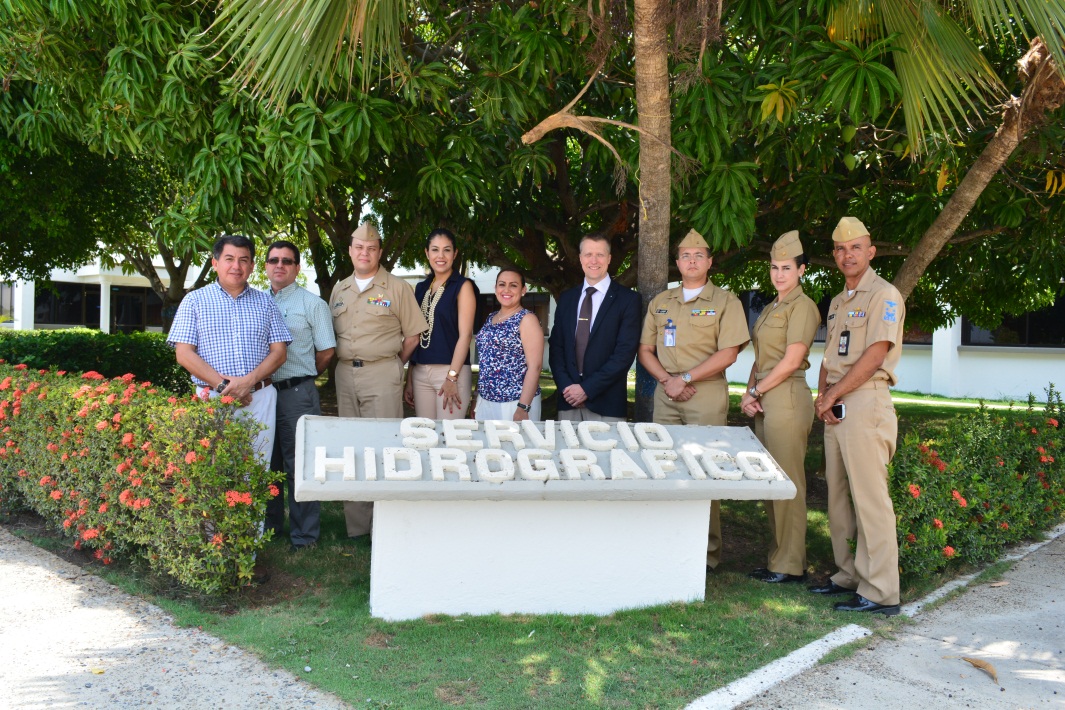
[741,231,820,584]
[638,229,749,571]
[809,216,904,615]
[330,222,429,538]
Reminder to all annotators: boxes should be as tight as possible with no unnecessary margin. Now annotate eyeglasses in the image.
[266,257,297,266]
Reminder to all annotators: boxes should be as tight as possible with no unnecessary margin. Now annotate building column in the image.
[930,319,962,397]
[98,277,112,333]
[12,280,35,331]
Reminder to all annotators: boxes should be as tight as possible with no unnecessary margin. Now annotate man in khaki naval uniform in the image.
[741,231,820,584]
[330,223,429,538]
[809,216,904,615]
[638,229,750,571]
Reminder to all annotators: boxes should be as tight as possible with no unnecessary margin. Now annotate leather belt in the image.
[274,374,315,391]
[251,377,273,392]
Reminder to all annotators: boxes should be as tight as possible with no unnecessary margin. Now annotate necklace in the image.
[419,279,446,349]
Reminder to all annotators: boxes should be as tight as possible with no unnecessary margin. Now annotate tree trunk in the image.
[893,39,1065,301]
[633,0,672,422]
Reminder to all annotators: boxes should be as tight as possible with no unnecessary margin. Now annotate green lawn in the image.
[6,377,983,708]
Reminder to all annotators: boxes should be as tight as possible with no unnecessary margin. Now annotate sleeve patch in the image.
[883,301,897,323]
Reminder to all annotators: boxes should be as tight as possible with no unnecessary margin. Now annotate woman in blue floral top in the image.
[474,268,543,421]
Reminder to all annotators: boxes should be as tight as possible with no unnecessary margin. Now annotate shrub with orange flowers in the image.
[0,363,281,594]
[892,386,1065,580]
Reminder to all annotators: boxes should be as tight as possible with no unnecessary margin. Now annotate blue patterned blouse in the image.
[475,309,541,403]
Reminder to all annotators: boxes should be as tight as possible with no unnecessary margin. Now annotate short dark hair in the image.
[496,267,526,288]
[267,240,300,263]
[579,233,611,254]
[426,227,457,251]
[213,234,255,260]
[794,254,810,268]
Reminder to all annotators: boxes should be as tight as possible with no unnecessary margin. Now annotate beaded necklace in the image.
[419,279,447,349]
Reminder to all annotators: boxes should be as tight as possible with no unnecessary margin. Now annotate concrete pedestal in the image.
[369,499,710,620]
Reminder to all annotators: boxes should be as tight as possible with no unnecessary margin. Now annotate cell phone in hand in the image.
[831,402,846,420]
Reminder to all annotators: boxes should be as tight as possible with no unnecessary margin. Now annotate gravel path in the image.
[0,526,349,709]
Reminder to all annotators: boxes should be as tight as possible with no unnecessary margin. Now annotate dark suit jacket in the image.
[549,279,641,418]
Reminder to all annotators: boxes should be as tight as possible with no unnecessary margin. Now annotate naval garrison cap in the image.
[351,222,382,243]
[771,230,803,260]
[831,216,870,243]
[677,229,710,251]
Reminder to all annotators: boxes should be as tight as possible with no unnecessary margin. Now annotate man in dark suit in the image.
[549,234,641,422]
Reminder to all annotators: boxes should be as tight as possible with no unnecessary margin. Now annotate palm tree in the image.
[823,0,1065,299]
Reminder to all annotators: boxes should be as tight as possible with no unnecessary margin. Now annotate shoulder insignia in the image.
[883,301,897,323]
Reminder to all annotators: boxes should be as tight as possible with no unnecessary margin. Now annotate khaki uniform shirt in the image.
[752,286,820,380]
[329,268,428,362]
[823,267,905,386]
[640,282,749,377]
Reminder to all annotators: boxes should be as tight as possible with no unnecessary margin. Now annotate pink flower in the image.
[943,546,956,558]
[933,518,944,529]
[908,484,920,499]
[184,451,197,464]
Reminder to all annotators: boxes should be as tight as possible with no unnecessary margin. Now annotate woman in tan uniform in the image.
[740,231,821,584]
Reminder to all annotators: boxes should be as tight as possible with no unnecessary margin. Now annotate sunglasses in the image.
[266,257,297,266]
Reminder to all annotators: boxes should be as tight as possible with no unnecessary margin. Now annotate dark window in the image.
[110,286,164,333]
[0,283,13,320]
[34,283,101,328]
[963,298,1065,347]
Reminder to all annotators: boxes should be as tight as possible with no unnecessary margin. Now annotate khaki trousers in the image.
[556,408,623,423]
[754,377,813,576]
[824,382,900,605]
[336,357,403,537]
[654,379,727,568]
[411,363,472,420]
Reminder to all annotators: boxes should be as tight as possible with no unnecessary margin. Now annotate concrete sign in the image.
[294,417,797,621]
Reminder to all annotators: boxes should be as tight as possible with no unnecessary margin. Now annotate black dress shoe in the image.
[750,568,807,584]
[834,594,900,616]
[808,580,857,596]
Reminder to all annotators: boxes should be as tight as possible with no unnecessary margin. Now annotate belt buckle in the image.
[353,360,364,368]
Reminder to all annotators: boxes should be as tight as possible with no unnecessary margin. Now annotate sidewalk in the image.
[0,526,348,709]
[708,530,1065,709]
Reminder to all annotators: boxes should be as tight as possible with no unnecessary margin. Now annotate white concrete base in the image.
[369,499,710,621]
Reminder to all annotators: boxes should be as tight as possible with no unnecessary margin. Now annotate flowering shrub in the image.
[0,329,189,394]
[892,387,1065,580]
[0,363,280,593]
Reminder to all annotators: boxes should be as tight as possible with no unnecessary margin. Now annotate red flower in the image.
[199,437,211,448]
[906,533,916,543]
[1031,428,1039,435]
[1049,418,1059,428]
[39,476,53,487]
[46,442,59,452]
[185,451,197,464]
[13,364,27,371]
[1000,522,1009,530]
[220,395,235,404]
[211,533,224,548]
[933,518,944,529]
[908,484,921,499]
[121,432,134,447]
[50,490,63,500]
[934,460,947,472]
[268,484,280,497]
[81,371,105,380]
[951,490,967,507]
[224,490,253,507]
[82,528,99,540]
[112,413,121,424]
[57,370,66,376]
[98,503,108,513]
[943,546,956,558]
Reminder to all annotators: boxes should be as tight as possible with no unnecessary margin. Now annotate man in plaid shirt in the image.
[168,234,291,470]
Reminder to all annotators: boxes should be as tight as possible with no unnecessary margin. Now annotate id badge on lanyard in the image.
[838,329,850,356]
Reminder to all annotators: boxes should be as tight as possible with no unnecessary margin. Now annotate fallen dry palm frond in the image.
[944,655,1000,684]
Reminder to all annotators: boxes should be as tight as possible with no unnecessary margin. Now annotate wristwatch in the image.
[681,372,692,384]
[447,369,459,382]
[215,378,230,394]
[516,402,532,412]
[748,385,762,399]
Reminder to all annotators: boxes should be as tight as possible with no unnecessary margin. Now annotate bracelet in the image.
[516,402,531,412]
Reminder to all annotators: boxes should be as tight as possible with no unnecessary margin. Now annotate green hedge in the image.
[0,364,279,593]
[892,388,1065,580]
[0,329,189,394]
